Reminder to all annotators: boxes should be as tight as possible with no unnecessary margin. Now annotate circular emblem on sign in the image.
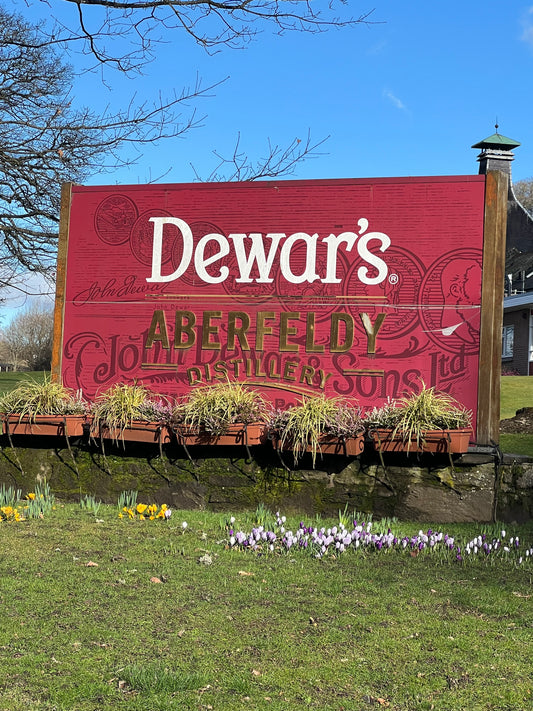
[274,239,351,321]
[130,209,173,266]
[219,228,276,303]
[168,221,231,289]
[419,249,483,355]
[94,195,138,245]
[344,245,425,340]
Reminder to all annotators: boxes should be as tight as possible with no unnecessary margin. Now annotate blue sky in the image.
[71,1,533,185]
[4,0,533,317]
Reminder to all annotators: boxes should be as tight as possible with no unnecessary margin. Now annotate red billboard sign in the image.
[54,176,487,433]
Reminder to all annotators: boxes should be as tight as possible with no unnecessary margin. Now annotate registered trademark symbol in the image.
[388,273,399,284]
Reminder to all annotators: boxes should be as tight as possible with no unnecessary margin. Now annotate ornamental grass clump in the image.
[365,384,471,449]
[175,381,266,436]
[90,382,172,440]
[0,377,87,419]
[268,394,364,466]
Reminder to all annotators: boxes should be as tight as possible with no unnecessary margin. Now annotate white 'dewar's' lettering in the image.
[146,216,390,286]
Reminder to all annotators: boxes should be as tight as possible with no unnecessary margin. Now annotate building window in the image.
[502,325,514,358]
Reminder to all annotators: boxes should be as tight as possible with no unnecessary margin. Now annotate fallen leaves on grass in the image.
[149,575,168,583]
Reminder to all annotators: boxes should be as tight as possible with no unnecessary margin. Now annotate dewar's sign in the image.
[146,215,390,286]
[53,176,487,435]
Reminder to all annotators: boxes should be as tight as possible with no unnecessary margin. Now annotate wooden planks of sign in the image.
[51,174,506,447]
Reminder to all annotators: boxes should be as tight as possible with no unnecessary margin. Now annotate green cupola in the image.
[472,125,520,176]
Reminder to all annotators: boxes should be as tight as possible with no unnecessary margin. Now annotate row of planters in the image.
[0,378,473,463]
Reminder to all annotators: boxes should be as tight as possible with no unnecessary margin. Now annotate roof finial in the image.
[495,119,499,133]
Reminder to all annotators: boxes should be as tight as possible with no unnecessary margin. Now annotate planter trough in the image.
[272,433,365,458]
[370,428,472,454]
[174,423,265,447]
[2,414,87,438]
[94,421,170,445]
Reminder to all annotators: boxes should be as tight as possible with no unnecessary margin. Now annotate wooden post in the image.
[51,182,73,383]
[476,170,508,445]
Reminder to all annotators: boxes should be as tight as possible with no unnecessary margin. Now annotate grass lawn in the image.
[0,502,532,711]
[499,376,533,456]
[0,370,46,393]
[500,375,533,420]
[499,432,533,456]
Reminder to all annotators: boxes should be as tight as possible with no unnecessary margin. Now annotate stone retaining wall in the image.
[0,437,531,522]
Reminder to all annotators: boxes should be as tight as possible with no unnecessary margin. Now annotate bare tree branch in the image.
[1,302,54,370]
[191,130,329,181]
[26,0,375,74]
[512,177,533,216]
[0,5,225,272]
[0,0,371,283]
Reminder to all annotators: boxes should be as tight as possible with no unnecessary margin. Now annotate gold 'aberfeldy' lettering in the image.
[145,309,386,355]
[360,312,386,354]
[330,313,354,352]
[279,312,299,352]
[202,311,222,350]
[227,312,250,351]
[175,311,196,349]
[146,310,170,349]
